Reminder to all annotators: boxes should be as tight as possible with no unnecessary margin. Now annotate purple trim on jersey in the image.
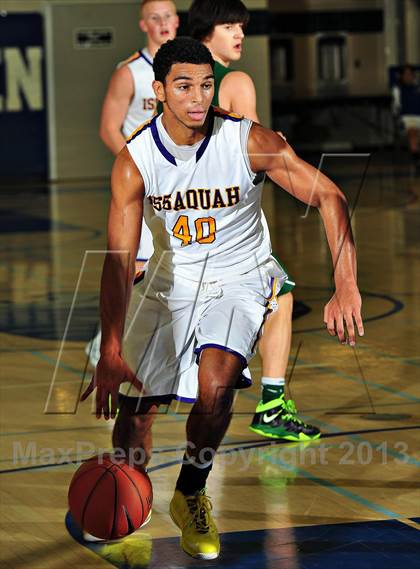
[195,109,214,163]
[126,120,153,144]
[194,343,248,368]
[150,115,177,165]
[130,51,142,62]
[140,50,153,66]
[150,110,215,166]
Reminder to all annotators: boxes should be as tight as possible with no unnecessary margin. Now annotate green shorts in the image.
[272,254,295,296]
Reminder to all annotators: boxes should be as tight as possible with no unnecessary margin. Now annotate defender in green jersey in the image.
[190,0,320,442]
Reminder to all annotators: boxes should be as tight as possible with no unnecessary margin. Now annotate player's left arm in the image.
[220,71,287,139]
[219,71,259,122]
[248,123,364,345]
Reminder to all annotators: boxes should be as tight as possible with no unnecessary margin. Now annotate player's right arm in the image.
[81,147,144,418]
[99,66,134,155]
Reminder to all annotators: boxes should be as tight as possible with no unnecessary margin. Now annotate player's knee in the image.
[197,380,235,416]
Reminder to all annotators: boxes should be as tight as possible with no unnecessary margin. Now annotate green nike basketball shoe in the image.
[249,395,321,441]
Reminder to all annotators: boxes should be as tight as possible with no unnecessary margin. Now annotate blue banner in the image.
[0,13,47,178]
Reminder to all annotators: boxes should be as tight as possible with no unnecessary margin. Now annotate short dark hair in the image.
[153,37,214,83]
[189,0,249,42]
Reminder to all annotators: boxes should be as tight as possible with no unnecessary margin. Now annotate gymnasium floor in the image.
[1,150,419,568]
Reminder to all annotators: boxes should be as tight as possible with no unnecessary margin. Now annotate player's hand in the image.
[80,353,143,420]
[324,285,364,346]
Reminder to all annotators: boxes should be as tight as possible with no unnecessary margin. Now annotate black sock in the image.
[176,453,213,496]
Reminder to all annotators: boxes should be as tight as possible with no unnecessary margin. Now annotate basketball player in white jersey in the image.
[86,0,178,365]
[99,0,178,154]
[81,38,363,559]
[100,0,178,268]
[94,0,319,444]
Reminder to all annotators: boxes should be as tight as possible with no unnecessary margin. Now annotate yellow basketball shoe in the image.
[169,488,220,560]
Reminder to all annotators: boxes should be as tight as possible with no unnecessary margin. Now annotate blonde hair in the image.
[140,0,176,17]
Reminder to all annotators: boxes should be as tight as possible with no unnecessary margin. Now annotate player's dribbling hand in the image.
[324,285,364,346]
[80,354,143,420]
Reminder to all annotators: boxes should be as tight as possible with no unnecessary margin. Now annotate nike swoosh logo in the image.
[262,411,282,423]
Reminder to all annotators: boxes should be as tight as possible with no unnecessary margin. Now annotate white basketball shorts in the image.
[119,257,287,403]
[136,220,154,266]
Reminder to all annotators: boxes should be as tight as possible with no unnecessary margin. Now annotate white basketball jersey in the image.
[120,49,157,138]
[126,108,271,281]
[117,48,156,262]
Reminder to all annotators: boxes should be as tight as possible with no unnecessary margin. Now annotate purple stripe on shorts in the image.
[174,395,197,403]
[119,393,197,405]
[194,344,252,389]
[194,343,248,368]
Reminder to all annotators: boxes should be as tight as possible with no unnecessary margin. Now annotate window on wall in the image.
[270,38,294,82]
[317,35,347,82]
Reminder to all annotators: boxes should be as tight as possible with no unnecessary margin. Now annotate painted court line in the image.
[398,519,420,531]
[296,355,420,403]
[0,434,414,526]
[260,448,400,519]
[5,347,417,529]
[28,344,420,410]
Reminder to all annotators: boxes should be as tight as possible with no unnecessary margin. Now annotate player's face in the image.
[205,23,245,63]
[140,1,179,46]
[155,63,214,129]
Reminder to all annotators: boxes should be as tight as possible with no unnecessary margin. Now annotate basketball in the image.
[68,454,153,540]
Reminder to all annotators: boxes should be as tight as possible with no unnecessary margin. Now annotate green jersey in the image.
[212,61,233,107]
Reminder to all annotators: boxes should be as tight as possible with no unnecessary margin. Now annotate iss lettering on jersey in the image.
[142,97,157,111]
[121,49,156,138]
[148,186,241,212]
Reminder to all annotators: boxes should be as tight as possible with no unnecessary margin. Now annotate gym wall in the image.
[0,0,270,181]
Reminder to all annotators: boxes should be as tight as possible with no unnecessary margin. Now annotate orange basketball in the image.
[68,453,152,540]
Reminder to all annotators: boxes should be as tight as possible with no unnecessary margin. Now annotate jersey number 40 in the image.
[172,215,216,247]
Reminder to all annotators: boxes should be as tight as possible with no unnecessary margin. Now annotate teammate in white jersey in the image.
[99,0,178,265]
[81,38,364,559]
[99,0,178,155]
[86,0,178,366]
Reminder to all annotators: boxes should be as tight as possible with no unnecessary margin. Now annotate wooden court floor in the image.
[0,151,419,568]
